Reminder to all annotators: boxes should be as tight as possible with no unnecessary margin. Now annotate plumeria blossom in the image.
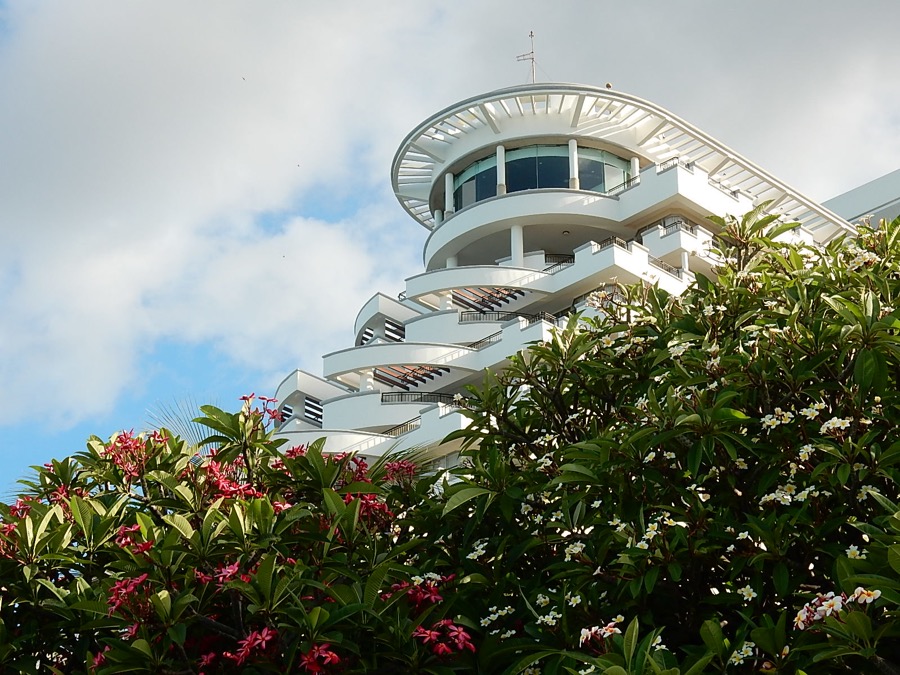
[793,589,881,630]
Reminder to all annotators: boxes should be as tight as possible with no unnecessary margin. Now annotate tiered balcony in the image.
[424,161,753,269]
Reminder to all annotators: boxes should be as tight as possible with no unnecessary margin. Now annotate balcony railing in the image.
[459,310,557,325]
[384,417,422,437]
[542,255,576,274]
[591,236,630,253]
[648,256,682,278]
[656,158,693,173]
[605,175,641,196]
[381,392,457,405]
[638,215,700,239]
[467,331,503,350]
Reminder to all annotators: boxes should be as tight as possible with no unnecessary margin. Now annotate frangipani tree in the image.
[2,214,900,674]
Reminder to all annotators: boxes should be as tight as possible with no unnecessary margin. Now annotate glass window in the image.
[453,155,496,210]
[506,147,538,193]
[537,146,569,188]
[578,148,606,192]
[446,144,632,212]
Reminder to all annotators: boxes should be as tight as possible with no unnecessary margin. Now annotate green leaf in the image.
[442,487,492,516]
[773,562,789,597]
[644,566,660,593]
[623,617,639,667]
[889,545,900,575]
[700,618,726,658]
[164,513,195,540]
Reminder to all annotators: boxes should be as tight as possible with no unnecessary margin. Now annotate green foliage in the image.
[3,215,900,673]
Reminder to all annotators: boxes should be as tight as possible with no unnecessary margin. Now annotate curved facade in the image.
[273,83,853,463]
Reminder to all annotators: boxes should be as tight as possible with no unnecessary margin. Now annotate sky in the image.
[1,0,900,495]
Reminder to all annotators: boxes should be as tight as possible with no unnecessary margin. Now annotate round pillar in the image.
[496,145,507,195]
[568,139,580,189]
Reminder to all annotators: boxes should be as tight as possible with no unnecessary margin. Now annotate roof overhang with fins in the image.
[392,83,854,241]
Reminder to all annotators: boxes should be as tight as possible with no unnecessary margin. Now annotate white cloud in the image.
[0,0,898,433]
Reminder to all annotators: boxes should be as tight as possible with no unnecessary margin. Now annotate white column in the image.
[434,209,443,227]
[681,251,690,273]
[444,173,455,214]
[496,145,507,195]
[568,139,580,189]
[362,369,375,391]
[440,291,454,311]
[446,255,458,268]
[511,224,524,267]
[630,157,641,182]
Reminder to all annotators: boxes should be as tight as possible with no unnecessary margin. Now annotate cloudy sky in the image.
[1,0,899,494]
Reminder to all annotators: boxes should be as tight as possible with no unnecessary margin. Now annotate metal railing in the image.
[656,157,693,173]
[662,218,698,236]
[460,311,522,323]
[648,256,682,278]
[459,310,557,325]
[592,237,629,253]
[542,256,576,274]
[384,417,422,437]
[467,331,503,350]
[381,392,456,405]
[606,175,641,196]
[544,253,575,265]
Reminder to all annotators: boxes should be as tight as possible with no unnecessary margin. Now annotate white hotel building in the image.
[273,82,899,466]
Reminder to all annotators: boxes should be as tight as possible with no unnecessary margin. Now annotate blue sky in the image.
[1,0,900,496]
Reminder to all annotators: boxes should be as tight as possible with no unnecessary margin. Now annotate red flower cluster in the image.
[107,573,150,617]
[101,430,151,479]
[413,619,476,656]
[299,642,340,673]
[386,574,455,612]
[384,459,417,482]
[271,444,307,471]
[204,456,263,500]
[195,560,255,586]
[343,492,393,529]
[115,523,153,556]
[222,626,278,666]
[8,496,35,519]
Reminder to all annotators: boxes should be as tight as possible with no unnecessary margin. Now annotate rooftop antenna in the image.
[516,31,536,84]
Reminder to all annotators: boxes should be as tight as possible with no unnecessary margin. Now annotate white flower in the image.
[820,417,852,435]
[846,545,867,560]
[564,541,586,562]
[737,585,757,602]
[535,593,550,607]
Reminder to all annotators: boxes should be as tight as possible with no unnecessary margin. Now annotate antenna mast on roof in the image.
[516,31,536,84]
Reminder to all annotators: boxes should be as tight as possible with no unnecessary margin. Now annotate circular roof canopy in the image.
[392,83,852,241]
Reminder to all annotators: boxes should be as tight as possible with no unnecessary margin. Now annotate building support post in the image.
[681,251,690,274]
[496,145,507,195]
[568,139,580,189]
[362,369,375,391]
[630,156,641,184]
[440,291,454,311]
[444,173,455,214]
[511,223,524,267]
[434,209,443,227]
[446,255,458,268]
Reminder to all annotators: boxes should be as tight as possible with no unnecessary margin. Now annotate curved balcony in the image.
[274,369,348,407]
[322,341,478,382]
[404,310,502,344]
[404,265,553,306]
[424,166,755,269]
[323,390,430,431]
[353,292,421,342]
